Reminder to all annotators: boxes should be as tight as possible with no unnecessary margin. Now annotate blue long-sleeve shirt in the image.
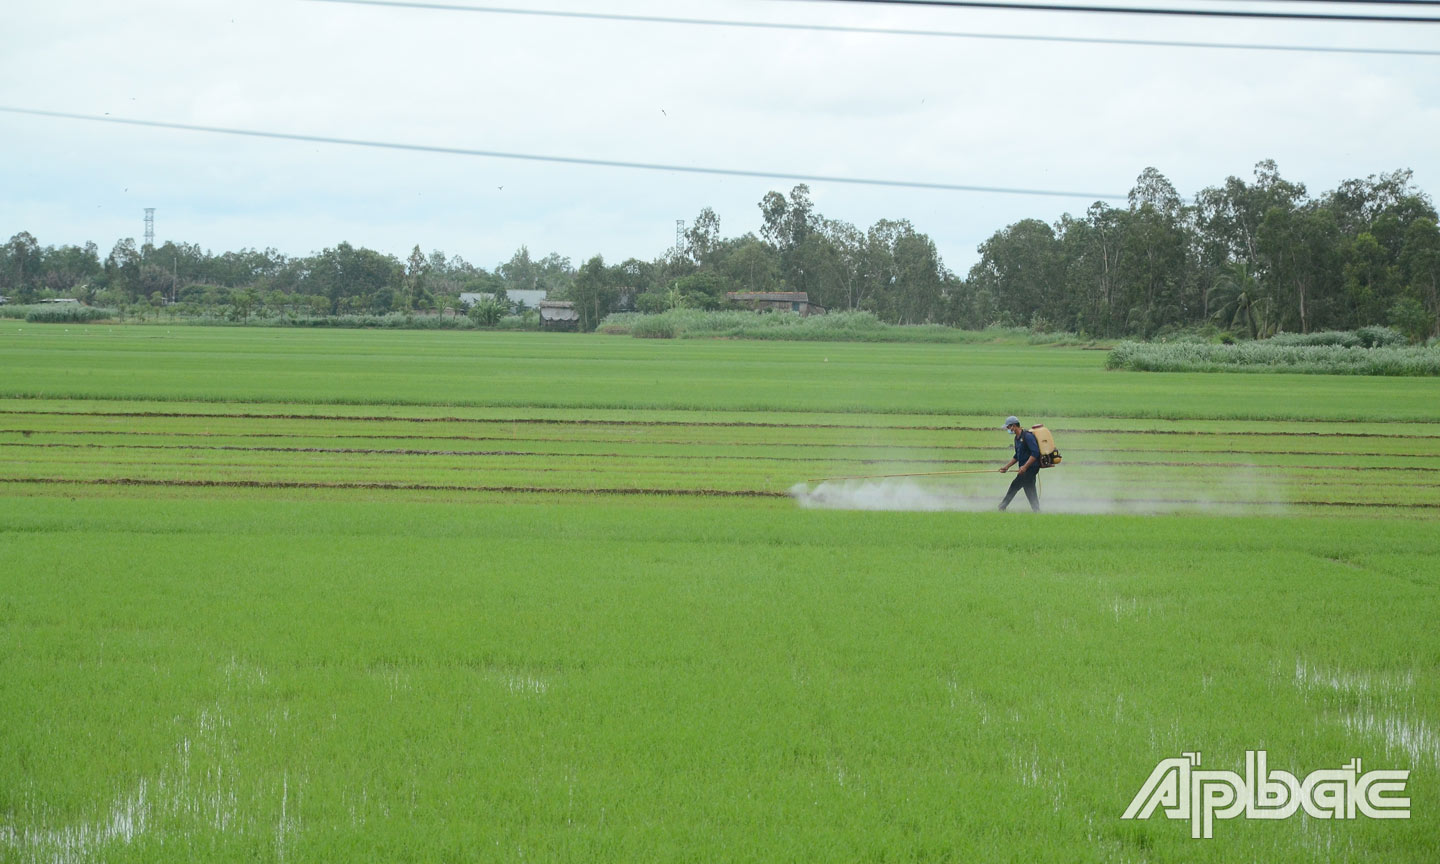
[1013,430,1041,475]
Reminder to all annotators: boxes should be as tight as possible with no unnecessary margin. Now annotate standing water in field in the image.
[789,466,1289,515]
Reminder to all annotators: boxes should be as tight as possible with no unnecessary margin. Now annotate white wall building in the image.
[459,290,548,311]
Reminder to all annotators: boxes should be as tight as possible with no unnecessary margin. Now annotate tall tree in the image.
[498,246,539,293]
[1399,217,1440,336]
[817,219,864,311]
[104,239,143,301]
[722,236,778,294]
[685,207,722,268]
[1195,160,1306,266]
[38,242,101,295]
[2,232,43,299]
[758,184,820,291]
[404,245,430,310]
[968,219,1062,328]
[1117,170,1192,337]
[1258,204,1341,332]
[570,255,619,331]
[1342,232,1397,328]
[304,243,401,313]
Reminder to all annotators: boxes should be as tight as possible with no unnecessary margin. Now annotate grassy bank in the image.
[1107,340,1440,376]
[599,309,1094,345]
[6,325,1440,419]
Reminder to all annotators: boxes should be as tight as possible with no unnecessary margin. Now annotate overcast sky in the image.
[3,0,1438,274]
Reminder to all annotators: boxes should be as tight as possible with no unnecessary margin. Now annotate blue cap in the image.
[1004,416,1020,428]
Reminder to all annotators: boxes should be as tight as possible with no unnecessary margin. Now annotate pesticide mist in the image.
[789,467,1290,516]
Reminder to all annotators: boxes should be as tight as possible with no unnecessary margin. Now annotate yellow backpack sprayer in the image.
[1030,424,1062,468]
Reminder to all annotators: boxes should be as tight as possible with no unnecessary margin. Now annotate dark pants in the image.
[1000,470,1040,512]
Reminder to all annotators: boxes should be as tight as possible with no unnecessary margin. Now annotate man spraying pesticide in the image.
[797,418,1060,507]
[998,416,1060,512]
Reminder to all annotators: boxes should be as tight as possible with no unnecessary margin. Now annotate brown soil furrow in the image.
[5,441,1438,472]
[1,476,1435,509]
[5,429,1439,460]
[0,476,787,497]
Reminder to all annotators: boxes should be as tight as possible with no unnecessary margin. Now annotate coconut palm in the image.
[1210,262,1276,339]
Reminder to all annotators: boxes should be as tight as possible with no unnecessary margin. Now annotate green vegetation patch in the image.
[6,327,1440,420]
[1107,340,1440,376]
[2,326,1438,862]
[0,304,119,323]
[600,309,1095,345]
[1,495,1437,862]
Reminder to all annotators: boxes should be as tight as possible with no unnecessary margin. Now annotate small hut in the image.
[725,292,825,316]
[538,300,580,331]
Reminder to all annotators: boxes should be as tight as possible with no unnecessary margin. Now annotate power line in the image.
[778,0,1440,22]
[0,106,1129,201]
[1182,0,1440,5]
[302,0,1440,57]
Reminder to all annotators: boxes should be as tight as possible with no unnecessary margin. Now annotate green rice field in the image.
[1,325,1437,862]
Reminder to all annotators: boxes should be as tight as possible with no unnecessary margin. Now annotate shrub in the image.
[1356,325,1407,348]
[1387,298,1432,344]
[171,313,480,330]
[634,292,670,315]
[596,309,1095,345]
[23,306,118,323]
[467,299,506,327]
[630,316,677,338]
[494,314,536,331]
[1106,340,1440,376]
[1268,327,1405,348]
[0,304,46,320]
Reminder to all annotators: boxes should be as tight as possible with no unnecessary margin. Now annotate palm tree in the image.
[1210,262,1275,339]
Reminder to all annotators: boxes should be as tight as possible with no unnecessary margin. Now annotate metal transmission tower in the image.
[143,208,155,250]
[674,219,685,260]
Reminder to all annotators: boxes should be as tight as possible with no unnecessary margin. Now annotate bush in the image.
[597,309,1095,345]
[630,316,677,338]
[634,292,671,315]
[23,306,118,323]
[1106,340,1440,376]
[467,299,506,327]
[0,304,45,320]
[494,313,537,331]
[1268,327,1405,348]
[170,313,479,330]
[1388,298,1432,344]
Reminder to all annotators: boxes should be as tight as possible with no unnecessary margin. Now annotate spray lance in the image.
[804,469,999,483]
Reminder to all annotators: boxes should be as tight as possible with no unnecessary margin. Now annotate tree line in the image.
[3,160,1436,339]
[970,163,1438,341]
[0,234,575,320]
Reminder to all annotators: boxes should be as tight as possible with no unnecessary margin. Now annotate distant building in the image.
[459,290,548,312]
[726,291,825,316]
[506,290,548,311]
[0,296,9,305]
[538,300,579,330]
[39,298,81,304]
